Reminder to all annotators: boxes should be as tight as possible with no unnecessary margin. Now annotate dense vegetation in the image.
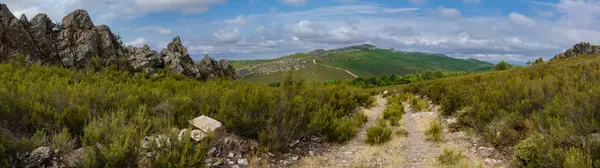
[330,71,470,88]
[399,55,600,167]
[322,49,493,77]
[0,60,372,167]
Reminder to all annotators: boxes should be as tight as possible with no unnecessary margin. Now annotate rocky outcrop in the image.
[0,4,234,80]
[24,147,52,168]
[553,42,600,60]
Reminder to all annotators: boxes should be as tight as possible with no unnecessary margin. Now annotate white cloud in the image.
[381,8,420,13]
[137,26,173,35]
[213,28,241,43]
[2,0,226,25]
[256,25,265,33]
[134,0,227,13]
[125,38,147,47]
[509,12,535,27]
[436,6,462,18]
[277,0,307,6]
[221,15,248,24]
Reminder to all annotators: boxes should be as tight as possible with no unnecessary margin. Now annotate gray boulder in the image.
[62,148,85,167]
[124,45,163,72]
[29,14,58,62]
[61,9,94,30]
[19,14,28,24]
[56,28,100,67]
[189,115,224,136]
[161,36,200,78]
[24,146,52,168]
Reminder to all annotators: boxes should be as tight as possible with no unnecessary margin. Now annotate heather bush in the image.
[0,61,372,165]
[425,121,442,143]
[366,120,392,145]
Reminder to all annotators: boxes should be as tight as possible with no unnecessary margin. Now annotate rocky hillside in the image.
[0,4,234,80]
[553,42,600,60]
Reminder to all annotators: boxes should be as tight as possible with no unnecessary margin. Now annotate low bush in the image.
[425,121,442,143]
[366,120,393,145]
[328,117,361,143]
[564,147,593,168]
[383,102,404,126]
[410,97,429,112]
[51,128,76,156]
[512,134,564,167]
[437,148,465,166]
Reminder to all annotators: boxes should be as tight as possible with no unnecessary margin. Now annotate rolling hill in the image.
[232,44,493,83]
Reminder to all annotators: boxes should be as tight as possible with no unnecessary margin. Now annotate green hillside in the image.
[241,64,355,83]
[233,46,493,83]
[321,49,492,77]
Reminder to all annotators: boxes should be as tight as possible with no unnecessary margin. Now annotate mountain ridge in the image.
[233,44,494,83]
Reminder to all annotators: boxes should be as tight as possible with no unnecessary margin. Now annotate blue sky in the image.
[4,0,600,64]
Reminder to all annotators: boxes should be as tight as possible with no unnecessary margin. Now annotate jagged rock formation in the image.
[553,42,600,60]
[0,4,234,79]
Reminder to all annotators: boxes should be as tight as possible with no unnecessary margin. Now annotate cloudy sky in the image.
[3,0,600,63]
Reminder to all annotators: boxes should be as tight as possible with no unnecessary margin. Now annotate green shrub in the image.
[410,97,429,112]
[328,117,360,143]
[82,108,154,167]
[51,128,76,156]
[493,60,512,71]
[512,134,563,167]
[564,147,592,168]
[150,130,209,168]
[383,102,404,126]
[425,121,442,143]
[437,148,465,166]
[483,114,524,147]
[5,130,47,154]
[366,120,393,145]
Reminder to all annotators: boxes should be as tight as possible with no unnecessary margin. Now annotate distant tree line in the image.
[319,71,471,88]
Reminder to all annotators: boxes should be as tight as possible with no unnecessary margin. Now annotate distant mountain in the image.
[232,44,494,83]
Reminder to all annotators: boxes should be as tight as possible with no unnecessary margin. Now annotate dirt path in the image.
[299,96,406,167]
[401,102,440,168]
[402,100,512,168]
[312,59,359,78]
[297,95,511,168]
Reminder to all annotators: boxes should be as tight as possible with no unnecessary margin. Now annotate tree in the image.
[534,57,544,64]
[493,60,512,71]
